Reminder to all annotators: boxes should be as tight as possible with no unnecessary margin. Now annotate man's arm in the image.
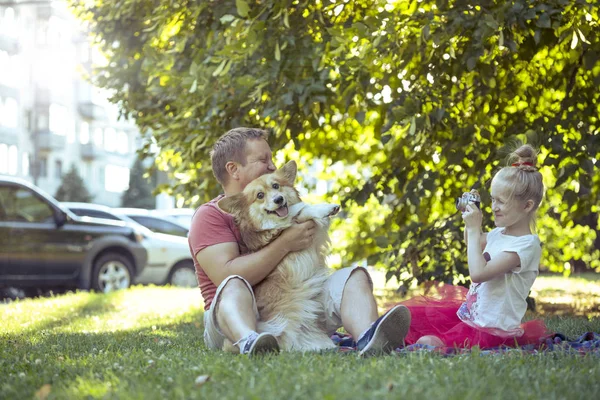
[196,221,316,286]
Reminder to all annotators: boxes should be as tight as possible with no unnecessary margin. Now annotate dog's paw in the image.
[304,203,340,219]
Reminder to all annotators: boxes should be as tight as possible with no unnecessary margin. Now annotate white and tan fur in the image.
[218,161,340,352]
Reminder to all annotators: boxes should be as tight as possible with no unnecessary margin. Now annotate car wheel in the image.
[168,261,197,288]
[92,253,133,293]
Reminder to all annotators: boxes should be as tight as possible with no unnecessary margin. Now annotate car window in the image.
[0,186,54,223]
[128,215,188,237]
[70,208,121,221]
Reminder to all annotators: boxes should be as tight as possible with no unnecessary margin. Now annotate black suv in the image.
[0,176,148,293]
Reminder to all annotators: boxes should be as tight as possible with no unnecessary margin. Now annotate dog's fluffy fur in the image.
[218,161,340,352]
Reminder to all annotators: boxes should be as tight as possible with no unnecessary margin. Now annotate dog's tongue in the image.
[275,206,289,218]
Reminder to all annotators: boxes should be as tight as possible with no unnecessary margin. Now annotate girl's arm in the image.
[464,228,487,252]
[465,229,521,283]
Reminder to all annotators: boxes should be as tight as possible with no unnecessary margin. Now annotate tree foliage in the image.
[54,165,93,203]
[121,158,156,209]
[71,0,600,285]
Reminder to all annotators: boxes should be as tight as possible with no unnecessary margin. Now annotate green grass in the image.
[1,281,600,400]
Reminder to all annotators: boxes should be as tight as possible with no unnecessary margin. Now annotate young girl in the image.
[402,144,549,348]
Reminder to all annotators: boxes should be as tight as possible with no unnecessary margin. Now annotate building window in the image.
[80,121,90,144]
[80,43,90,63]
[4,97,18,128]
[117,131,129,154]
[0,144,7,173]
[48,16,62,47]
[37,113,49,131]
[49,103,68,135]
[8,145,17,175]
[55,160,62,179]
[99,165,105,184]
[22,152,30,176]
[39,157,47,178]
[105,164,130,193]
[0,8,17,38]
[93,127,103,147]
[0,97,18,128]
[67,119,76,143]
[0,51,9,87]
[104,127,116,152]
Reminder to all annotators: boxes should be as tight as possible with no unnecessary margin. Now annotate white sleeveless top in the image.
[457,228,541,337]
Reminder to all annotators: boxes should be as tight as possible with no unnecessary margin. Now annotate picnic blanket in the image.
[330,332,600,356]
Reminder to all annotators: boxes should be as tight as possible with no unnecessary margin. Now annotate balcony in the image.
[78,102,107,121]
[0,126,18,146]
[80,143,103,160]
[36,130,66,152]
[34,86,70,107]
[0,34,19,55]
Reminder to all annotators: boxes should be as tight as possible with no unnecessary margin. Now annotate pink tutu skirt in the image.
[397,284,549,348]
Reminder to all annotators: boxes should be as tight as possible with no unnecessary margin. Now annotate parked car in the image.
[0,176,148,293]
[154,208,196,230]
[62,202,198,288]
[113,208,189,238]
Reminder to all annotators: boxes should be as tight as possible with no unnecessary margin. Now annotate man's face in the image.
[237,139,276,189]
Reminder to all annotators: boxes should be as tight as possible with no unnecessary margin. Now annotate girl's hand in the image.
[462,203,482,231]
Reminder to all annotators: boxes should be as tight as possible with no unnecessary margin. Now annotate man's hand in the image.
[279,220,317,252]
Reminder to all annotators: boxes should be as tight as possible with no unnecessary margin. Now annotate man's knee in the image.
[219,276,253,302]
[346,267,373,293]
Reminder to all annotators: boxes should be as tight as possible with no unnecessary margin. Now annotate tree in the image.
[71,0,600,285]
[55,165,93,203]
[121,158,156,209]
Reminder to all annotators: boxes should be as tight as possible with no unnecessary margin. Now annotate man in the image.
[189,127,410,356]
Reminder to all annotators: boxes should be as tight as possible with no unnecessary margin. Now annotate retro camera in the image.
[455,190,481,212]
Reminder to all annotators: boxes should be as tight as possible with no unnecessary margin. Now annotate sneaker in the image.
[241,332,280,356]
[356,305,411,357]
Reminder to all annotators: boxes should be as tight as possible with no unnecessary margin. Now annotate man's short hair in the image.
[210,127,269,185]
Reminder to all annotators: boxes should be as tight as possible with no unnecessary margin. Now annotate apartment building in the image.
[0,1,142,207]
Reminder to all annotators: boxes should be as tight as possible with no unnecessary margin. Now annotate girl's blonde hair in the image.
[492,144,544,230]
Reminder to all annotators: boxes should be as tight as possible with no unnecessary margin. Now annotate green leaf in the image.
[536,13,551,28]
[375,236,389,248]
[189,79,197,93]
[275,41,281,61]
[466,56,477,71]
[212,59,227,76]
[571,30,578,50]
[409,116,416,135]
[283,10,290,28]
[220,14,235,24]
[236,0,250,18]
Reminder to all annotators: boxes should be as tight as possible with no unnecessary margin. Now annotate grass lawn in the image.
[1,276,599,400]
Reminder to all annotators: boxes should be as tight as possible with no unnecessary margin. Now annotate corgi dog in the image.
[218,160,340,352]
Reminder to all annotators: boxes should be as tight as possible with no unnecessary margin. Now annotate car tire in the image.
[91,253,133,293]
[167,261,197,288]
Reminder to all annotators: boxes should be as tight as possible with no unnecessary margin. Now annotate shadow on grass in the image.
[0,315,208,399]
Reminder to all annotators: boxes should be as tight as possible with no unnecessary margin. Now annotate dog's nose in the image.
[273,195,284,205]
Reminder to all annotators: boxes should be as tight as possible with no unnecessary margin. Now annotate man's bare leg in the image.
[214,278,279,355]
[215,278,257,342]
[340,268,378,339]
[340,268,411,356]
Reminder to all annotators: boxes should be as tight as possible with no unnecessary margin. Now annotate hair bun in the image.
[512,162,537,172]
[509,144,538,171]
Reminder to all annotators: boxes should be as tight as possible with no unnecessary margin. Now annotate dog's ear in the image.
[279,160,297,184]
[218,194,245,216]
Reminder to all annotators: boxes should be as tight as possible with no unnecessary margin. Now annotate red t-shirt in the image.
[188,195,247,310]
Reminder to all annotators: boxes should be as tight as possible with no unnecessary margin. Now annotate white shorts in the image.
[203,266,372,350]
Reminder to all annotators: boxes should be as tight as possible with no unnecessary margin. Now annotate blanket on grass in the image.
[330,332,600,356]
